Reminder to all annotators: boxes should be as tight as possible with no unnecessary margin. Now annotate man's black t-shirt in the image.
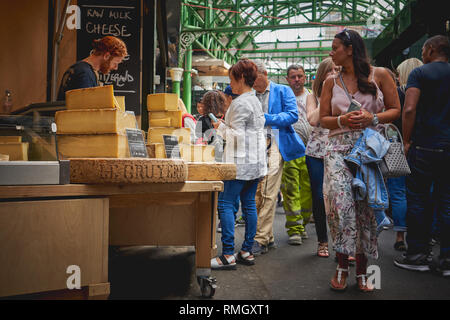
[57,61,98,101]
[406,61,450,149]
[394,85,406,133]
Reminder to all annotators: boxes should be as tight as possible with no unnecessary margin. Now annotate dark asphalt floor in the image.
[108,204,450,300]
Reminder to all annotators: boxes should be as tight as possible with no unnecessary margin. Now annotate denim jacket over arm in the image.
[344,128,391,210]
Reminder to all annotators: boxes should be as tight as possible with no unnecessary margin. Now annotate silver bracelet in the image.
[337,115,344,129]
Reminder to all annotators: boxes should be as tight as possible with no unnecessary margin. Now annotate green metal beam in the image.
[240,47,332,53]
[181,19,393,34]
[244,54,330,59]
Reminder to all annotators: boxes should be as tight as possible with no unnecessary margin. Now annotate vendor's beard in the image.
[99,57,113,74]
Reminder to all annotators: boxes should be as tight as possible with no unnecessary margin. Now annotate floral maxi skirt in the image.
[323,131,378,259]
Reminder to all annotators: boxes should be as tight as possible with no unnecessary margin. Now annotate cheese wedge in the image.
[0,154,9,161]
[66,85,115,110]
[148,127,191,144]
[0,136,22,143]
[148,110,182,128]
[147,93,179,111]
[203,145,216,162]
[58,134,129,158]
[149,118,172,127]
[146,143,215,162]
[180,144,204,162]
[114,96,126,112]
[146,143,166,159]
[0,142,28,160]
[55,109,136,134]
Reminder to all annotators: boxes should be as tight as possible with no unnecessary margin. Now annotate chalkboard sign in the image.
[77,0,141,115]
[126,129,148,158]
[162,135,181,159]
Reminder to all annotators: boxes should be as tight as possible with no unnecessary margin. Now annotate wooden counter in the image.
[0,181,223,299]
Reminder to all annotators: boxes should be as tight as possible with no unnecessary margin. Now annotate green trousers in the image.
[281,156,312,236]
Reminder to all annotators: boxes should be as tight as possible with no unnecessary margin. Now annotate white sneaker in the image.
[288,234,302,245]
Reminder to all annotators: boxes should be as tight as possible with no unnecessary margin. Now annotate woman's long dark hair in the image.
[335,29,377,98]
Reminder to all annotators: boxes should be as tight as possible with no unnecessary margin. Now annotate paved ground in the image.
[108,204,450,300]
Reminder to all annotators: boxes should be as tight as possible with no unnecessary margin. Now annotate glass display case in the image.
[0,102,69,185]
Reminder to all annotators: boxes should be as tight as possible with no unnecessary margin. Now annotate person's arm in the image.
[264,86,299,127]
[348,67,401,127]
[213,101,249,139]
[306,94,320,126]
[402,87,420,155]
[319,77,360,129]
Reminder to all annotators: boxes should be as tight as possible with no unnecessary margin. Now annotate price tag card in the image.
[162,135,181,159]
[126,129,148,158]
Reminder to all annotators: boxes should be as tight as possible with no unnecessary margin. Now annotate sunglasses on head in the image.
[339,28,352,44]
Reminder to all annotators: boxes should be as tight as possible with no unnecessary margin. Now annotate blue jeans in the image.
[405,145,450,259]
[218,179,259,255]
[305,156,328,243]
[387,176,407,232]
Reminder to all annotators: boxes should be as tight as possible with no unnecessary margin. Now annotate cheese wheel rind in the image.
[70,158,187,183]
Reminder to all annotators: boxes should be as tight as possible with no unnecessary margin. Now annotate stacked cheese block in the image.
[56,85,137,158]
[146,93,215,162]
[0,136,28,160]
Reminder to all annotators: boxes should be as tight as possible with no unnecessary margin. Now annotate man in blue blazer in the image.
[251,60,306,254]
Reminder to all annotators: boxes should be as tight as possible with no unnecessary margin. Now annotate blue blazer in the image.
[264,82,305,161]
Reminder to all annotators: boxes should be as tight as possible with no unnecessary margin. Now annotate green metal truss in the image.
[180,0,409,63]
[178,0,410,111]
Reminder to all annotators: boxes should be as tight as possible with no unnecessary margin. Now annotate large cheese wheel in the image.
[0,142,28,160]
[55,109,137,134]
[187,162,236,181]
[58,134,129,158]
[66,85,115,110]
[70,158,188,184]
[147,93,178,111]
[0,136,21,143]
[148,110,182,128]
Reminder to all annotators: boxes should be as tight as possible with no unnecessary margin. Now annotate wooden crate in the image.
[0,198,109,298]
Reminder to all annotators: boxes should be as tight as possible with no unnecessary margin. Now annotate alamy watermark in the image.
[367,264,381,289]
[66,265,81,290]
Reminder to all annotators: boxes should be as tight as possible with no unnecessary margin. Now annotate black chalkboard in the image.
[77,0,141,115]
[162,135,181,159]
[126,128,148,158]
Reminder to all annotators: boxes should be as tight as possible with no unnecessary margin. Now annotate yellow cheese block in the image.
[149,118,172,127]
[114,96,126,112]
[148,110,182,128]
[147,143,215,162]
[148,127,191,144]
[66,85,115,110]
[146,143,166,159]
[58,134,129,158]
[0,142,28,160]
[0,136,22,143]
[180,145,203,162]
[55,109,136,134]
[202,145,216,162]
[147,93,179,111]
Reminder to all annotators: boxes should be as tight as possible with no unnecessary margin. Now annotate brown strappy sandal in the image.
[356,274,374,293]
[330,267,349,291]
[317,242,329,258]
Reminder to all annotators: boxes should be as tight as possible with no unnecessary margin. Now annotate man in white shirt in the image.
[281,65,313,245]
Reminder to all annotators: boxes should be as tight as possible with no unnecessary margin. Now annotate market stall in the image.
[0,180,223,299]
[0,89,236,299]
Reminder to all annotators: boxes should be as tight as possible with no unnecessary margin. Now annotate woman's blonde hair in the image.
[312,57,335,98]
[396,58,423,86]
